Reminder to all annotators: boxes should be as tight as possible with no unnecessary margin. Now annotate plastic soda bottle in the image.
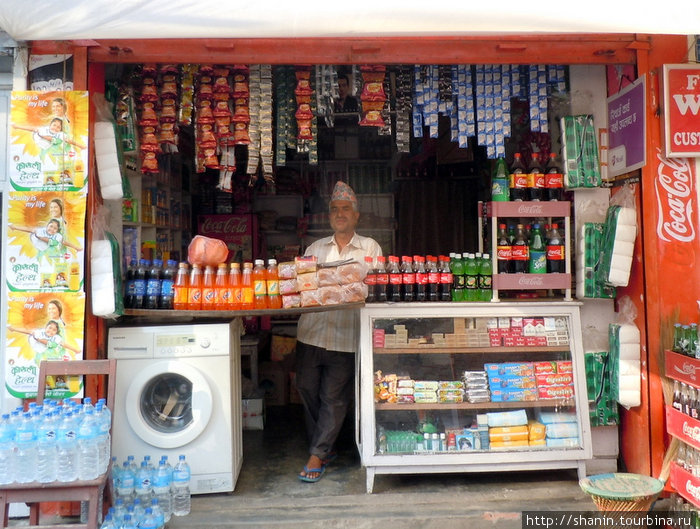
[400,256,415,302]
[509,153,527,201]
[546,223,565,273]
[450,253,465,302]
[478,253,493,301]
[374,256,388,302]
[438,255,452,301]
[426,255,440,302]
[491,157,510,201]
[253,259,268,309]
[228,262,242,310]
[172,262,189,310]
[528,152,545,201]
[266,259,282,309]
[186,264,203,310]
[158,259,177,309]
[512,224,529,273]
[496,223,511,274]
[413,256,427,302]
[133,259,148,309]
[240,262,255,310]
[363,256,376,303]
[123,260,137,309]
[144,258,162,310]
[214,263,229,310]
[545,152,564,201]
[201,265,217,310]
[387,256,402,303]
[529,224,547,273]
[464,253,478,302]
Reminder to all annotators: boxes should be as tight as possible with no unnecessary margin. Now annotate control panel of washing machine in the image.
[155,333,223,357]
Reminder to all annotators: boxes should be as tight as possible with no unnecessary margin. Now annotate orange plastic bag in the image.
[187,235,229,266]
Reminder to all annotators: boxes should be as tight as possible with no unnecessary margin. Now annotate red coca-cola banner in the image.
[663,64,700,157]
[197,214,258,262]
[666,405,700,450]
[665,350,700,387]
[653,150,699,323]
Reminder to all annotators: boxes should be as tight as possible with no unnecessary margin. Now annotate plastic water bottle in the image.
[77,408,99,480]
[127,454,138,474]
[0,413,16,484]
[153,459,172,522]
[15,412,37,483]
[120,513,138,529]
[140,507,159,529]
[95,402,111,474]
[97,398,112,426]
[109,457,119,503]
[150,498,165,529]
[143,454,155,473]
[116,461,135,503]
[36,410,58,482]
[112,498,127,525]
[135,460,154,503]
[99,512,116,529]
[57,410,79,482]
[171,454,191,516]
[131,497,146,524]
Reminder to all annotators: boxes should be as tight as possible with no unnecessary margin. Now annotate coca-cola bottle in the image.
[426,255,440,302]
[511,224,529,273]
[546,223,565,273]
[545,152,564,201]
[400,256,415,302]
[438,255,453,302]
[364,256,376,303]
[527,152,544,201]
[509,153,527,201]
[387,256,402,303]
[496,223,511,274]
[413,256,427,302]
[375,256,389,302]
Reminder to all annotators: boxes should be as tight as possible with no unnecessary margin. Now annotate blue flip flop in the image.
[298,465,325,483]
[323,452,338,466]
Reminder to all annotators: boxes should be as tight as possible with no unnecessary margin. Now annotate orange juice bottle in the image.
[266,258,282,309]
[173,262,190,310]
[215,263,229,310]
[240,262,255,310]
[187,264,203,310]
[253,259,268,309]
[228,262,242,310]
[202,265,217,310]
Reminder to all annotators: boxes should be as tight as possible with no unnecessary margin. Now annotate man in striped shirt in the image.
[296,181,382,483]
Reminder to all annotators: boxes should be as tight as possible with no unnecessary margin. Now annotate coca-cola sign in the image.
[199,215,250,236]
[686,480,700,502]
[682,421,700,442]
[655,150,696,244]
[673,360,699,382]
[663,64,700,157]
[518,276,545,287]
[517,204,545,216]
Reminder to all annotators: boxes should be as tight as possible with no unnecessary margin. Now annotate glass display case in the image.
[358,302,592,493]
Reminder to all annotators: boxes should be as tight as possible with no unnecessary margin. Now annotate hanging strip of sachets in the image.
[394,66,412,153]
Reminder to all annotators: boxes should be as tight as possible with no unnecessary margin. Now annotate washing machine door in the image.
[125,360,214,449]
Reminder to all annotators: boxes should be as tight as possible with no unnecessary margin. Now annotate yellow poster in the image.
[9,91,89,192]
[5,291,85,399]
[6,191,85,292]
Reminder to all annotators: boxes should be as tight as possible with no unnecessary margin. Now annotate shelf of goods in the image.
[359,302,591,493]
[480,201,572,302]
[665,350,700,508]
[119,153,191,268]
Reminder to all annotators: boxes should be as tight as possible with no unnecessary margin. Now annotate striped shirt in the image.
[296,232,383,353]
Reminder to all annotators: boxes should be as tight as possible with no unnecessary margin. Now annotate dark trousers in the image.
[295,341,355,460]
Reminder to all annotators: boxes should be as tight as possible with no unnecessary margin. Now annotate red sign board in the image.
[663,64,700,157]
[197,214,258,262]
[666,405,700,450]
[670,462,700,509]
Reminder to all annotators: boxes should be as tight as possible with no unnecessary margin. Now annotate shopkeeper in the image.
[296,181,382,483]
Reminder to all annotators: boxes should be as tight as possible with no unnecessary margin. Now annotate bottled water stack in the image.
[15,412,37,483]
[57,410,79,482]
[36,410,58,483]
[153,459,173,522]
[77,408,100,481]
[0,414,16,485]
[172,454,191,517]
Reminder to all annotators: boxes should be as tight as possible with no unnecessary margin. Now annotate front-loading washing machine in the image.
[107,321,242,494]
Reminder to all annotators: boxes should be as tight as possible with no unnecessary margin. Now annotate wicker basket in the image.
[579,473,664,527]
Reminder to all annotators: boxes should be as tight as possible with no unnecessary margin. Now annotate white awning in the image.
[0,0,698,41]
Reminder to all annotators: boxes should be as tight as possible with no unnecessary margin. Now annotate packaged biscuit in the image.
[528,420,546,441]
[414,381,439,391]
[489,431,529,443]
[536,373,574,387]
[282,293,301,309]
[438,380,464,390]
[300,290,321,307]
[533,361,558,374]
[488,425,528,435]
[487,375,536,389]
[484,362,535,377]
[296,272,318,291]
[337,261,366,284]
[279,278,299,295]
[318,285,342,305]
[341,281,367,303]
[529,439,547,446]
[537,385,575,400]
[295,255,317,273]
[489,440,530,448]
[278,261,297,279]
[317,267,339,286]
[486,409,528,427]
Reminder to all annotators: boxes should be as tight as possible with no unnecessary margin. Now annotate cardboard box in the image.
[242,398,265,430]
[259,362,289,406]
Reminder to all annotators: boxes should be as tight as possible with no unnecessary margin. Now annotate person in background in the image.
[296,180,382,483]
[334,74,359,114]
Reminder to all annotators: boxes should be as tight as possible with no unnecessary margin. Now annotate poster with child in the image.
[9,91,89,192]
[5,291,85,399]
[6,191,85,292]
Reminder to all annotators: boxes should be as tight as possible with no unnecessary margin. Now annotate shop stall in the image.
[0,2,698,501]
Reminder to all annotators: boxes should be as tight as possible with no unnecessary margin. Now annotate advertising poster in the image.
[6,190,85,292]
[9,91,89,192]
[5,291,85,399]
[663,64,700,157]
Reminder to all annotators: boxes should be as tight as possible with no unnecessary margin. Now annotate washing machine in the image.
[107,321,242,494]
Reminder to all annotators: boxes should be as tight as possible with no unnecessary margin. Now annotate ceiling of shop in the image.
[0,0,698,42]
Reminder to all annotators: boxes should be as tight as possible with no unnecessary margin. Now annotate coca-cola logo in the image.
[687,480,700,501]
[517,205,544,215]
[673,362,698,382]
[200,216,249,235]
[682,421,700,441]
[655,149,696,243]
[518,276,544,286]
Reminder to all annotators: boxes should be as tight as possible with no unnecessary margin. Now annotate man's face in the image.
[329,200,359,235]
[338,77,350,99]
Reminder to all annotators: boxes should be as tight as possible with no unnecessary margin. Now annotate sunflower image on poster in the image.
[9,91,89,192]
[6,190,85,292]
[5,291,85,399]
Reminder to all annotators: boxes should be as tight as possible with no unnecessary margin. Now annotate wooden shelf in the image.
[374,345,570,354]
[122,301,365,319]
[375,399,575,411]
